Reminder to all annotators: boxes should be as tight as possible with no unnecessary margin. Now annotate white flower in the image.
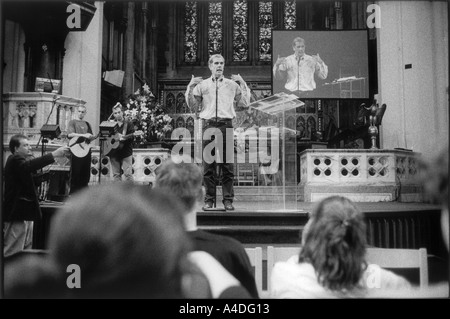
[134,89,140,95]
[130,109,138,117]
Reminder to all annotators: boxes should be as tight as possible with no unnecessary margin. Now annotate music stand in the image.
[98,121,119,184]
[39,124,61,156]
[39,124,62,201]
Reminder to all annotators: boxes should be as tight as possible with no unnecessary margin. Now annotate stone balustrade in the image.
[88,148,171,185]
[298,149,423,202]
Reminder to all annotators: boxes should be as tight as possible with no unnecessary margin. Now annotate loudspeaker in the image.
[103,70,124,87]
[40,124,61,139]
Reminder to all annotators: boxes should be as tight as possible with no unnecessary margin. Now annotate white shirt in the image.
[273,54,328,92]
[189,76,249,120]
[270,256,411,299]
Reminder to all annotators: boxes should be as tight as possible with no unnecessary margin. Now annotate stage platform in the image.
[36,200,446,259]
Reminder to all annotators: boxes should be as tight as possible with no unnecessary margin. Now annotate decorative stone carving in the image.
[3,92,86,145]
[298,149,422,202]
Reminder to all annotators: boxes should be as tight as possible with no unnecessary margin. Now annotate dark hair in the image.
[112,102,123,112]
[419,146,449,209]
[48,183,192,298]
[9,134,27,153]
[155,158,203,212]
[4,253,60,299]
[299,196,367,291]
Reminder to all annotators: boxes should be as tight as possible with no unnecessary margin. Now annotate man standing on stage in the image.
[67,105,95,194]
[3,134,68,257]
[109,103,135,182]
[185,54,249,211]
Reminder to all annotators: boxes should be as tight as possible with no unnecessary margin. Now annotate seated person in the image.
[154,156,259,298]
[5,184,252,299]
[270,196,411,298]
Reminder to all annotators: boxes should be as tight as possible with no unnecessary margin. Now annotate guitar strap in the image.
[86,121,93,134]
[122,121,128,136]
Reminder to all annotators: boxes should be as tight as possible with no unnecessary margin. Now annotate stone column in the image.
[123,2,135,100]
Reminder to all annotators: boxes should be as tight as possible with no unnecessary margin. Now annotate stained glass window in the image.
[186,116,195,137]
[208,2,223,56]
[233,0,249,62]
[166,93,175,114]
[284,1,296,29]
[258,1,272,62]
[184,2,198,63]
[176,93,187,114]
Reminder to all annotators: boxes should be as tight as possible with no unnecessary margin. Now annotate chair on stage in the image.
[244,247,263,296]
[365,247,429,288]
[266,246,302,292]
[258,158,281,186]
[236,163,257,186]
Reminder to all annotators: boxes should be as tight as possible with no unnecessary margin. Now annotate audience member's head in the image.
[299,196,367,291]
[4,251,59,298]
[154,156,203,213]
[47,183,193,298]
[420,146,449,250]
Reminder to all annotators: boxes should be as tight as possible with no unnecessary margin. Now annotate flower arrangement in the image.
[124,84,173,145]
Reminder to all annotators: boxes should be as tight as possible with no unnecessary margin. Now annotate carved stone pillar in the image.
[148,3,158,94]
[123,2,136,101]
[2,92,86,145]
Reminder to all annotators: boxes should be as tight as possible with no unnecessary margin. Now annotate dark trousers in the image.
[70,152,92,194]
[202,120,234,204]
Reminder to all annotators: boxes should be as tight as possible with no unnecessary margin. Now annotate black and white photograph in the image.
[0,0,448,303]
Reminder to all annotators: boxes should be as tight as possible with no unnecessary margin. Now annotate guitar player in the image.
[109,103,135,182]
[67,105,95,194]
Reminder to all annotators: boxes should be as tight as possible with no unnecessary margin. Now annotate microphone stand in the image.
[98,135,105,185]
[215,76,218,127]
[206,76,225,211]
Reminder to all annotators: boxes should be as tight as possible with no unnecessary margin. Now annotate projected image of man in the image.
[273,37,328,97]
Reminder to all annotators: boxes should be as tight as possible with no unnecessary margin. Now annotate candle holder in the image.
[359,99,387,150]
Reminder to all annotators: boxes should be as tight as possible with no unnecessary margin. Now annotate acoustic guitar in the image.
[104,130,144,156]
[69,133,100,158]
